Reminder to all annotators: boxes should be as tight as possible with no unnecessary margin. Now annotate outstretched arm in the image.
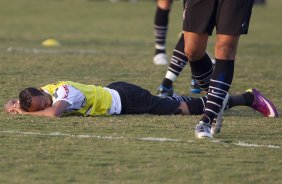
[8,100,69,118]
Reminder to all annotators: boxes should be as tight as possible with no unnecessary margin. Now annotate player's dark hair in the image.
[19,87,43,111]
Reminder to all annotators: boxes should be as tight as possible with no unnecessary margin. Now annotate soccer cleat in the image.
[157,85,174,97]
[211,119,222,135]
[190,79,202,94]
[153,53,168,65]
[211,93,230,135]
[246,88,278,117]
[195,121,213,139]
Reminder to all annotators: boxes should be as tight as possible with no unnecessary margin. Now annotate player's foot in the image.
[211,93,229,135]
[190,79,202,94]
[195,121,213,139]
[246,88,278,117]
[211,119,222,135]
[157,85,173,97]
[153,53,168,65]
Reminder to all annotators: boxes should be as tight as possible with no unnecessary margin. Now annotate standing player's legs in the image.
[153,0,173,65]
[184,0,254,138]
[201,0,254,138]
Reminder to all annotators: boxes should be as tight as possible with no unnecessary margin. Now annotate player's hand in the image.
[8,102,27,114]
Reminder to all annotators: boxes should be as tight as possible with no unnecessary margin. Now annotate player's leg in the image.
[205,0,255,138]
[157,33,187,97]
[212,88,278,134]
[107,81,204,116]
[171,88,278,118]
[184,32,213,93]
[111,81,278,117]
[169,94,207,115]
[182,0,217,138]
[153,0,173,65]
[183,0,216,91]
[157,33,207,97]
[106,81,181,115]
[170,92,253,116]
[185,0,213,94]
[197,34,238,137]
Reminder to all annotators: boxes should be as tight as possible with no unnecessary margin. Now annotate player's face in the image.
[28,95,52,112]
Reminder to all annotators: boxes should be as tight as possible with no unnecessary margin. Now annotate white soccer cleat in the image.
[211,93,229,135]
[153,53,168,65]
[211,119,222,135]
[195,121,213,139]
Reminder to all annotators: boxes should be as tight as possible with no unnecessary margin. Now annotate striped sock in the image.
[154,7,169,55]
[201,59,234,124]
[162,34,188,88]
[169,94,207,115]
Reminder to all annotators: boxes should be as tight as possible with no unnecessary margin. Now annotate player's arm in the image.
[13,100,69,118]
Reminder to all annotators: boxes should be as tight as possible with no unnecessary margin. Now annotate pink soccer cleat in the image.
[246,89,279,117]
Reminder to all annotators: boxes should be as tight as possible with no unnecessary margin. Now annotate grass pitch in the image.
[0,0,281,183]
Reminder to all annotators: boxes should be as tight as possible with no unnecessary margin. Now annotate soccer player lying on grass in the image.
[5,80,278,120]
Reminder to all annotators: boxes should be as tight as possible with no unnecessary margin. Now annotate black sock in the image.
[162,78,173,88]
[186,97,207,115]
[189,54,213,91]
[201,59,234,124]
[168,34,188,76]
[242,92,254,107]
[227,92,254,109]
[154,7,170,55]
[228,95,246,109]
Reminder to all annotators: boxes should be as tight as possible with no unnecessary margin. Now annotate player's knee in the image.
[157,0,173,10]
[215,42,238,60]
[184,47,206,61]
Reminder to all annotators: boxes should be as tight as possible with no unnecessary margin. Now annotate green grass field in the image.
[0,0,281,183]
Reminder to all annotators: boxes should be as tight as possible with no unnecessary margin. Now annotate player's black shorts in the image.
[107,82,180,115]
[183,0,254,35]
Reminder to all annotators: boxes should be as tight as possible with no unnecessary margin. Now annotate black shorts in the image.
[106,82,181,115]
[183,0,254,35]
